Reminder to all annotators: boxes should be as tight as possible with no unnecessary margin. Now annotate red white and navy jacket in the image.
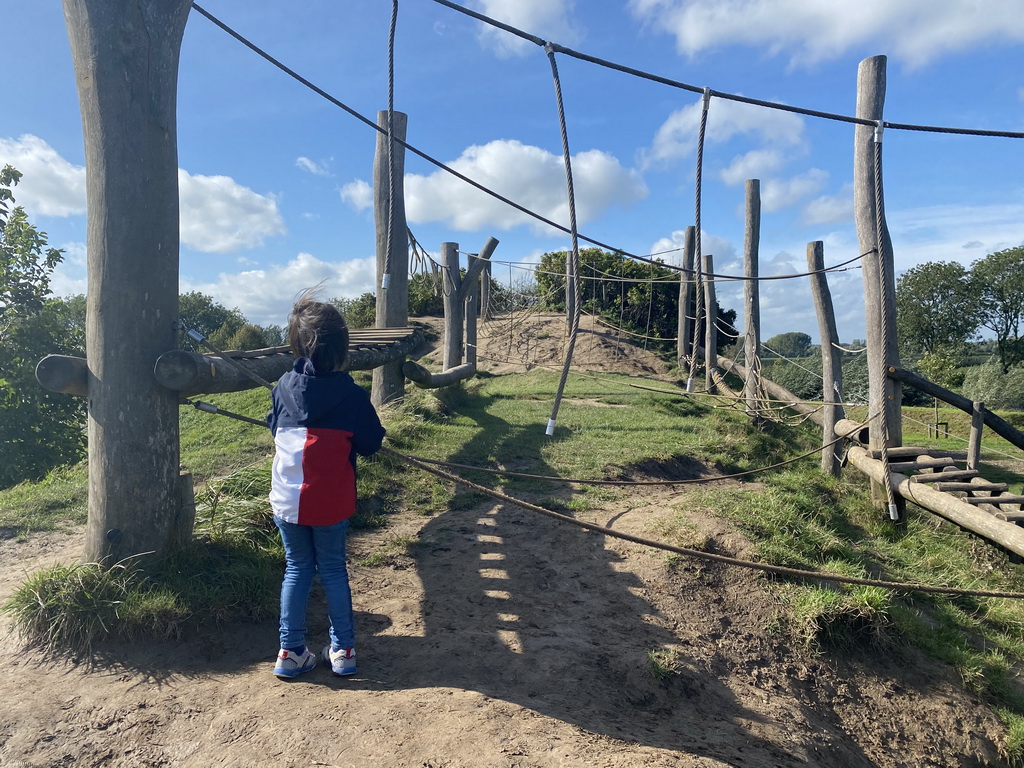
[268,358,385,526]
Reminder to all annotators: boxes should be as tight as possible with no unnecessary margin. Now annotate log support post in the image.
[968,401,985,471]
[677,225,696,368]
[703,253,717,393]
[441,242,464,370]
[372,110,410,407]
[742,181,761,421]
[63,0,193,563]
[855,55,903,519]
[807,241,846,476]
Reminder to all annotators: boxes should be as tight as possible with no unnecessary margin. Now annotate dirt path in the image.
[0,314,1010,767]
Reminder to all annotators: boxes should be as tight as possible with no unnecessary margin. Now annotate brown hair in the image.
[287,289,350,373]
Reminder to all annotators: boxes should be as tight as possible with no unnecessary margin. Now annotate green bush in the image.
[961,363,1024,410]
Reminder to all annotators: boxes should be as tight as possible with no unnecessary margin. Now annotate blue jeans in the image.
[274,516,355,651]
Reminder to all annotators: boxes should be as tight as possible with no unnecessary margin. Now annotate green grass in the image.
[0,463,88,536]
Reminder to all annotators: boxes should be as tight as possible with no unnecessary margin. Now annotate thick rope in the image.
[544,43,583,436]
[688,89,712,387]
[382,0,399,289]
[872,124,900,520]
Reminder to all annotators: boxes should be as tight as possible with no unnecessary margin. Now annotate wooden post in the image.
[742,181,761,419]
[854,55,903,517]
[967,401,985,471]
[703,253,717,393]
[465,253,479,367]
[677,226,695,368]
[807,241,846,477]
[441,242,464,370]
[63,0,192,563]
[372,110,410,407]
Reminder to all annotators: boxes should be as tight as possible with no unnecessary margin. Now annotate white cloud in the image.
[296,157,329,176]
[760,168,827,212]
[178,170,286,253]
[647,229,738,269]
[0,135,86,216]
[646,96,805,167]
[182,252,377,327]
[50,241,88,298]
[403,139,647,235]
[628,0,1024,68]
[472,0,582,57]
[719,149,786,186]
[803,183,854,226]
[0,135,286,254]
[340,179,373,210]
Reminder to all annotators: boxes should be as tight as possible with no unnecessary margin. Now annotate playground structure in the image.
[39,0,1024,573]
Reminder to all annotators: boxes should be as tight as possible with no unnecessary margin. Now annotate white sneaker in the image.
[322,645,357,676]
[273,647,317,679]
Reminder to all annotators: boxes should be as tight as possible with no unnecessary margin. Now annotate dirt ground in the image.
[0,313,1010,767]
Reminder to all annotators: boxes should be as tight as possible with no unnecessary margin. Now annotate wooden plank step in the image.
[963,495,1024,506]
[887,457,957,473]
[934,482,1009,493]
[911,469,980,483]
[997,513,1024,523]
[870,446,968,461]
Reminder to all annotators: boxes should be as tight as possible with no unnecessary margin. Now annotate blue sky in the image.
[4,0,1024,343]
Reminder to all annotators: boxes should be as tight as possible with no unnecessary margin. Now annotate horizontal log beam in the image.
[846,446,1024,557]
[963,495,1024,506]
[36,328,424,398]
[910,470,980,483]
[868,447,968,460]
[889,366,1024,453]
[402,360,476,389]
[934,482,1009,493]
[886,457,957,473]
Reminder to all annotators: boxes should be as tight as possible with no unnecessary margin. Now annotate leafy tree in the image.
[178,291,247,351]
[408,271,444,316]
[895,260,979,357]
[332,293,376,329]
[764,331,813,358]
[971,247,1024,373]
[534,248,736,353]
[0,167,86,488]
[962,362,1024,410]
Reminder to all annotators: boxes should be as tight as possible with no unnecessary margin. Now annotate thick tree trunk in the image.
[63,0,192,563]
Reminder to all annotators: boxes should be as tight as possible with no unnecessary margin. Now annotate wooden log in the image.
[64,0,193,563]
[868,445,968,460]
[968,400,985,470]
[934,482,1009,493]
[887,367,1024,454]
[963,495,1024,506]
[703,253,717,393]
[465,254,479,369]
[372,109,410,407]
[441,242,463,371]
[743,180,761,420]
[456,237,498,302]
[835,418,870,443]
[35,354,90,397]
[807,240,846,477]
[481,260,492,321]
[677,226,696,366]
[402,361,476,389]
[855,55,903,516]
[154,329,424,395]
[886,457,957,473]
[846,446,1024,557]
[911,470,980,483]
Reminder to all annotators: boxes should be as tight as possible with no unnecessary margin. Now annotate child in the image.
[267,290,385,679]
